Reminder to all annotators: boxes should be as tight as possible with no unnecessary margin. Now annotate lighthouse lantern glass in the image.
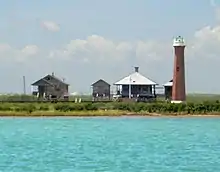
[173,36,185,46]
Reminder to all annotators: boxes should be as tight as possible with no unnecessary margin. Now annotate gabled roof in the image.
[32,74,69,86]
[91,79,110,86]
[50,74,69,85]
[163,79,173,86]
[114,71,158,85]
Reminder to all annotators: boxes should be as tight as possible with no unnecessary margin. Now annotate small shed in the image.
[31,73,69,100]
[163,79,173,100]
[91,79,111,101]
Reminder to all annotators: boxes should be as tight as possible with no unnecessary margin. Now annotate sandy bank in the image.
[0,110,220,117]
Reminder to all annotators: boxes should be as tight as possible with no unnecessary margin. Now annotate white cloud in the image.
[49,30,220,64]
[1,25,220,64]
[209,0,220,21]
[0,44,39,62]
[189,25,220,60]
[48,35,171,63]
[0,44,12,52]
[21,45,39,56]
[1,20,220,64]
[41,20,60,32]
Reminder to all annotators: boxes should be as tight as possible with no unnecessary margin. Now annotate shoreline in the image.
[1,110,220,117]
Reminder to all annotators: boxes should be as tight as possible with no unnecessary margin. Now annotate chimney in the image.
[134,67,139,72]
[52,72,54,76]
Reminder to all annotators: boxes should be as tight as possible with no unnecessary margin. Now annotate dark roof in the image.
[91,79,110,86]
[50,74,69,85]
[32,74,69,86]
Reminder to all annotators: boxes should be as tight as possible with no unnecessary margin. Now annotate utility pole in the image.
[23,76,26,95]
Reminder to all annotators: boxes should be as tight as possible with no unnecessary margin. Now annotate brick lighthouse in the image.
[171,36,186,103]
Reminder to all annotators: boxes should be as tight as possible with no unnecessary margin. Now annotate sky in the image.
[0,0,220,94]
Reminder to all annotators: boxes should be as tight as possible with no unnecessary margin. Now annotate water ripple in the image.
[0,117,220,171]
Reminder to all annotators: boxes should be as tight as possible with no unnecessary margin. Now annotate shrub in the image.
[39,104,50,111]
[11,104,37,113]
[70,104,85,111]
[20,104,37,113]
[84,103,98,111]
[54,104,71,112]
[0,104,12,111]
[1,101,220,115]
[113,102,133,111]
[54,103,85,111]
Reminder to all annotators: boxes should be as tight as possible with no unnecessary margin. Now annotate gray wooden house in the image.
[163,79,173,100]
[32,73,69,100]
[91,79,111,101]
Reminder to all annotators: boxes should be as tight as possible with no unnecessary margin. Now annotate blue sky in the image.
[1,0,215,42]
[0,0,220,94]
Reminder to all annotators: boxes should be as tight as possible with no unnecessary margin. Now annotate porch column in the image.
[153,85,156,98]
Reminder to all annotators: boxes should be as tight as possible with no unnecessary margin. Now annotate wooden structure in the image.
[31,73,69,100]
[91,79,111,101]
[114,67,158,102]
[163,79,173,100]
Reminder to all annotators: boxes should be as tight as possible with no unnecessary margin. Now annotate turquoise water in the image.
[0,117,220,171]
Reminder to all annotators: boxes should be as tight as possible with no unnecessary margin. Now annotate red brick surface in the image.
[172,46,186,101]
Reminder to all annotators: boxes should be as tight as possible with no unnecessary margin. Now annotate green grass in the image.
[1,93,220,103]
[0,101,220,116]
[186,94,220,103]
[0,110,127,117]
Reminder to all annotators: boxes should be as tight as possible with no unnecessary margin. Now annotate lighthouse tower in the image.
[171,36,186,103]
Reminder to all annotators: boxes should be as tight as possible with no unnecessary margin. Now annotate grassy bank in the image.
[1,101,220,116]
[1,93,220,103]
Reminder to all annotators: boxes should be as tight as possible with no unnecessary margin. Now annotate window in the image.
[176,67,180,71]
